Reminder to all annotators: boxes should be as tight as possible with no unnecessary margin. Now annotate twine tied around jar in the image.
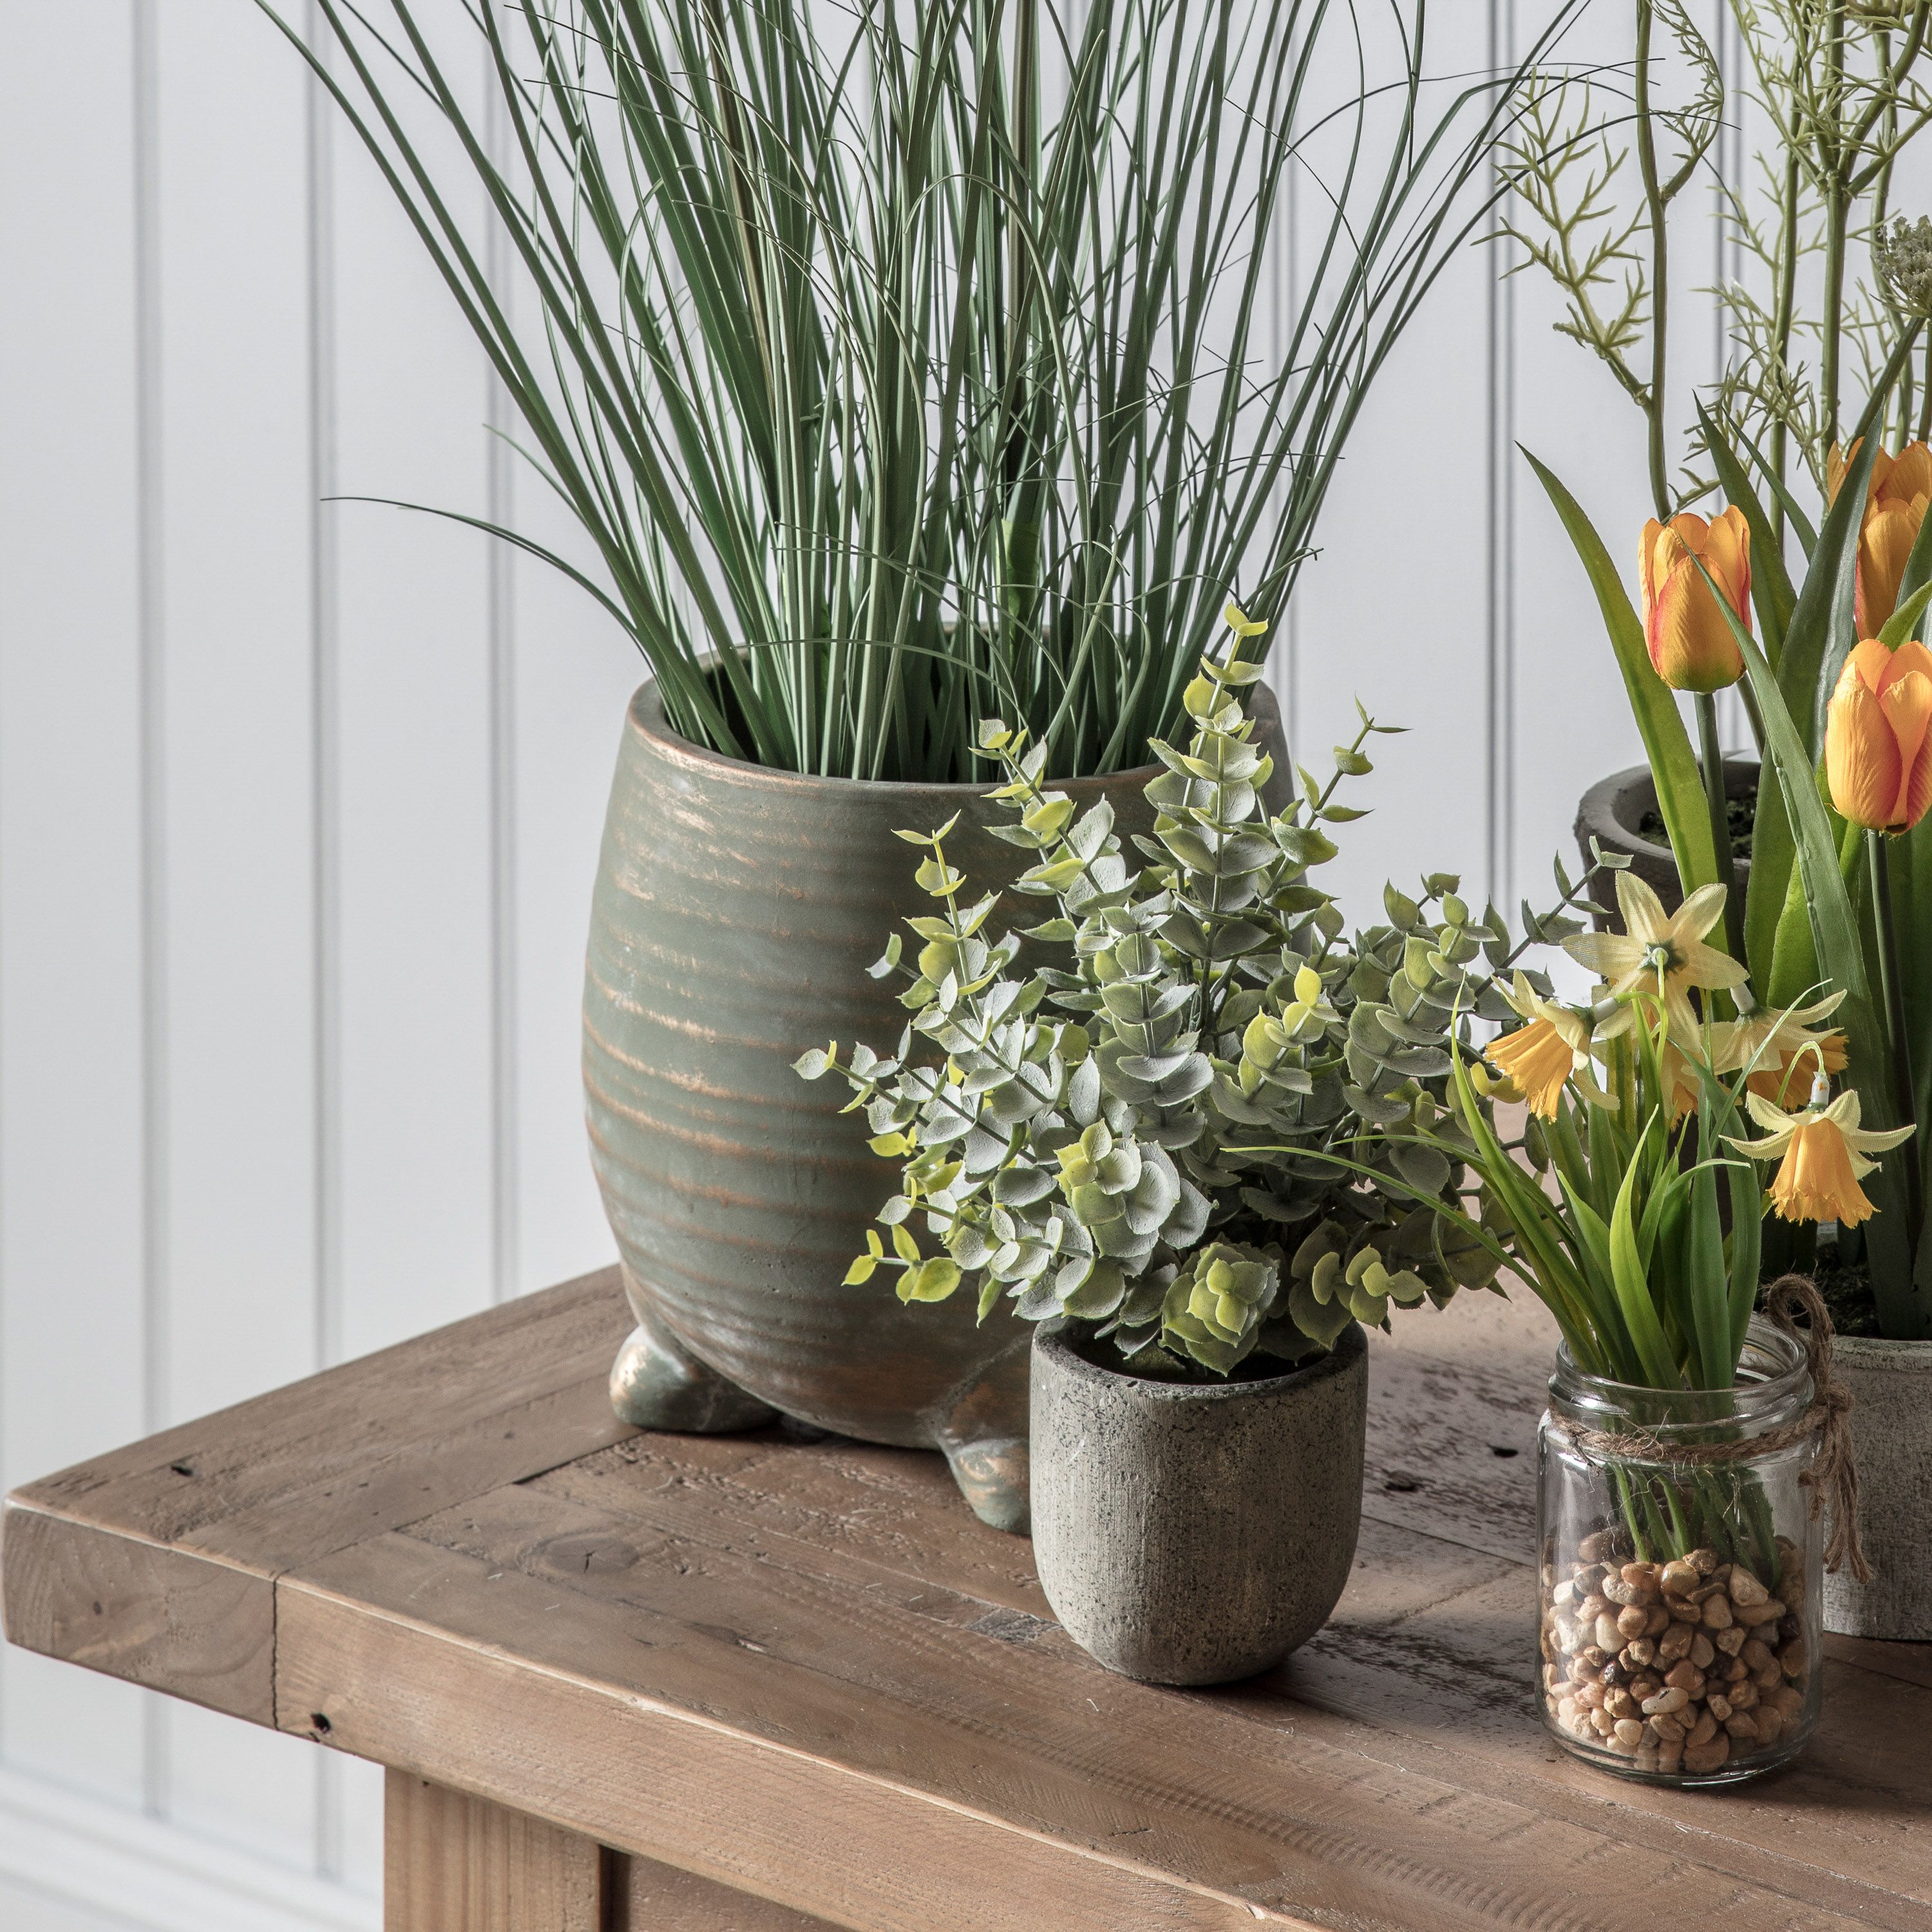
[1548,1275,1869,1582]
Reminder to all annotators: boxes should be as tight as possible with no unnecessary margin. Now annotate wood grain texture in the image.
[384,1773,601,1932]
[0,1504,272,1722]
[617,1852,845,1931]
[2,1268,630,1723]
[9,1269,1932,1932]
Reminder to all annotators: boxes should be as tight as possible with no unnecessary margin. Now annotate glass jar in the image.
[1537,1316,1822,1786]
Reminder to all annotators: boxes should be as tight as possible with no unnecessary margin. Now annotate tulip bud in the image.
[1639,509,1750,692]
[1828,439,1932,634]
[1826,637,1932,833]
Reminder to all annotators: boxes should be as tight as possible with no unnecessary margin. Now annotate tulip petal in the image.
[1883,636,1932,691]
[1880,668,1932,829]
[1888,442,1932,502]
[1639,519,1664,612]
[1849,636,1895,694]
[1861,501,1924,634]
[1828,668,1904,831]
[1705,507,1752,614]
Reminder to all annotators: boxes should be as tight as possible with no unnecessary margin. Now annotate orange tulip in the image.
[1825,636,1932,833]
[1638,509,1750,692]
[1828,440,1932,634]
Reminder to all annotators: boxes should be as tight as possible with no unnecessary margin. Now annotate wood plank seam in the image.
[280,1575,1333,1931]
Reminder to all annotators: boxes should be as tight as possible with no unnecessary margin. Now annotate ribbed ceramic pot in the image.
[1824,1334,1932,1640]
[583,681,1288,1533]
[1028,1321,1367,1683]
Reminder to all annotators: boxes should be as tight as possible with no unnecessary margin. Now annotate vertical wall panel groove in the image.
[1486,0,1518,919]
[305,2,348,1887]
[130,0,173,1831]
[484,51,521,1311]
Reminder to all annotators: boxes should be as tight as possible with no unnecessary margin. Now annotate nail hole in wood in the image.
[1490,1445,1520,1459]
[310,1712,332,1735]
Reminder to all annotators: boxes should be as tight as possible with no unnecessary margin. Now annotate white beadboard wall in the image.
[0,3,1752,1926]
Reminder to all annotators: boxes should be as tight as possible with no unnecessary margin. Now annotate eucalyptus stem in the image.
[1695,693,1745,964]
[1868,828,1924,1251]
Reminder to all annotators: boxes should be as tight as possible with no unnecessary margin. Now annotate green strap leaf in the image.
[1607,1117,1681,1389]
[1695,401,1795,660]
[1522,450,1719,893]
[1778,430,1877,757]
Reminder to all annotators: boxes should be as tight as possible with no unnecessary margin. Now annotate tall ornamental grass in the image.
[269,0,1580,779]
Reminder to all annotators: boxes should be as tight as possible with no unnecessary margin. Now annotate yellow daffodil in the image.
[1564,873,1750,1043]
[1486,973,1593,1119]
[1710,992,1849,1109]
[1725,1079,1915,1227]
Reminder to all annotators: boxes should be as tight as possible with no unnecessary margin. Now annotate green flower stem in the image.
[1868,827,1924,1251]
[1633,0,1672,521]
[1695,692,1746,967]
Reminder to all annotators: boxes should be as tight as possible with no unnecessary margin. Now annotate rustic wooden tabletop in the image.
[3,1266,1926,1931]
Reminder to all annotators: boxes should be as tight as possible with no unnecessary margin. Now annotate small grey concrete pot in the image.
[1824,1334,1932,1640]
[1028,1321,1368,1685]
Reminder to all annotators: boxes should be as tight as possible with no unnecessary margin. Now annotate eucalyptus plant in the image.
[799,629,1604,1377]
[268,0,1583,781]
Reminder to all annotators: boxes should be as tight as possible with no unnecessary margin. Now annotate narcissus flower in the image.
[1639,509,1750,692]
[1825,637,1932,833]
[1829,439,1932,634]
[1726,1079,1915,1227]
[1564,873,1750,1042]
[1486,974,1592,1119]
[1712,992,1849,1109]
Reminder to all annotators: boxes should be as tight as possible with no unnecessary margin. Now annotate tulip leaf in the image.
[1879,576,1932,649]
[1900,819,1932,1131]
[1522,448,1719,895]
[1720,594,1912,1298]
[1722,410,1819,559]
[1894,495,1932,647]
[1745,759,1794,990]
[1696,399,1796,659]
[1779,428,1877,757]
[1779,328,1924,750]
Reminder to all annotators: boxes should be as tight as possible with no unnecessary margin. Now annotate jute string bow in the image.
[1551,1274,1869,1583]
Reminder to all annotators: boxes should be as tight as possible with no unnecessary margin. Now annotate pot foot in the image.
[937,1428,1030,1535]
[609,1314,777,1434]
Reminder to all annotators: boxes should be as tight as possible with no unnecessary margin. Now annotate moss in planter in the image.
[1757,1237,1884,1338]
[1638,782,1758,863]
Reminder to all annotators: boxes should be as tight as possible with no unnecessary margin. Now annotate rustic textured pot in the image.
[1028,1321,1367,1683]
[1574,757,1755,924]
[1823,1334,1932,1640]
[584,681,1288,1535]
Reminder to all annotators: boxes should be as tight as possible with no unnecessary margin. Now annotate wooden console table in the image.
[4,1267,1927,1930]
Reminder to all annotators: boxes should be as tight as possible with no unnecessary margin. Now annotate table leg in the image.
[385,1772,605,1931]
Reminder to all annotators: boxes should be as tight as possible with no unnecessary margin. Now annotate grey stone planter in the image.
[1028,1321,1368,1685]
[1573,757,1755,926]
[1824,1334,1932,1640]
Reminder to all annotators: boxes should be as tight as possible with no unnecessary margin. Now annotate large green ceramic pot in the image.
[583,679,1287,1532]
